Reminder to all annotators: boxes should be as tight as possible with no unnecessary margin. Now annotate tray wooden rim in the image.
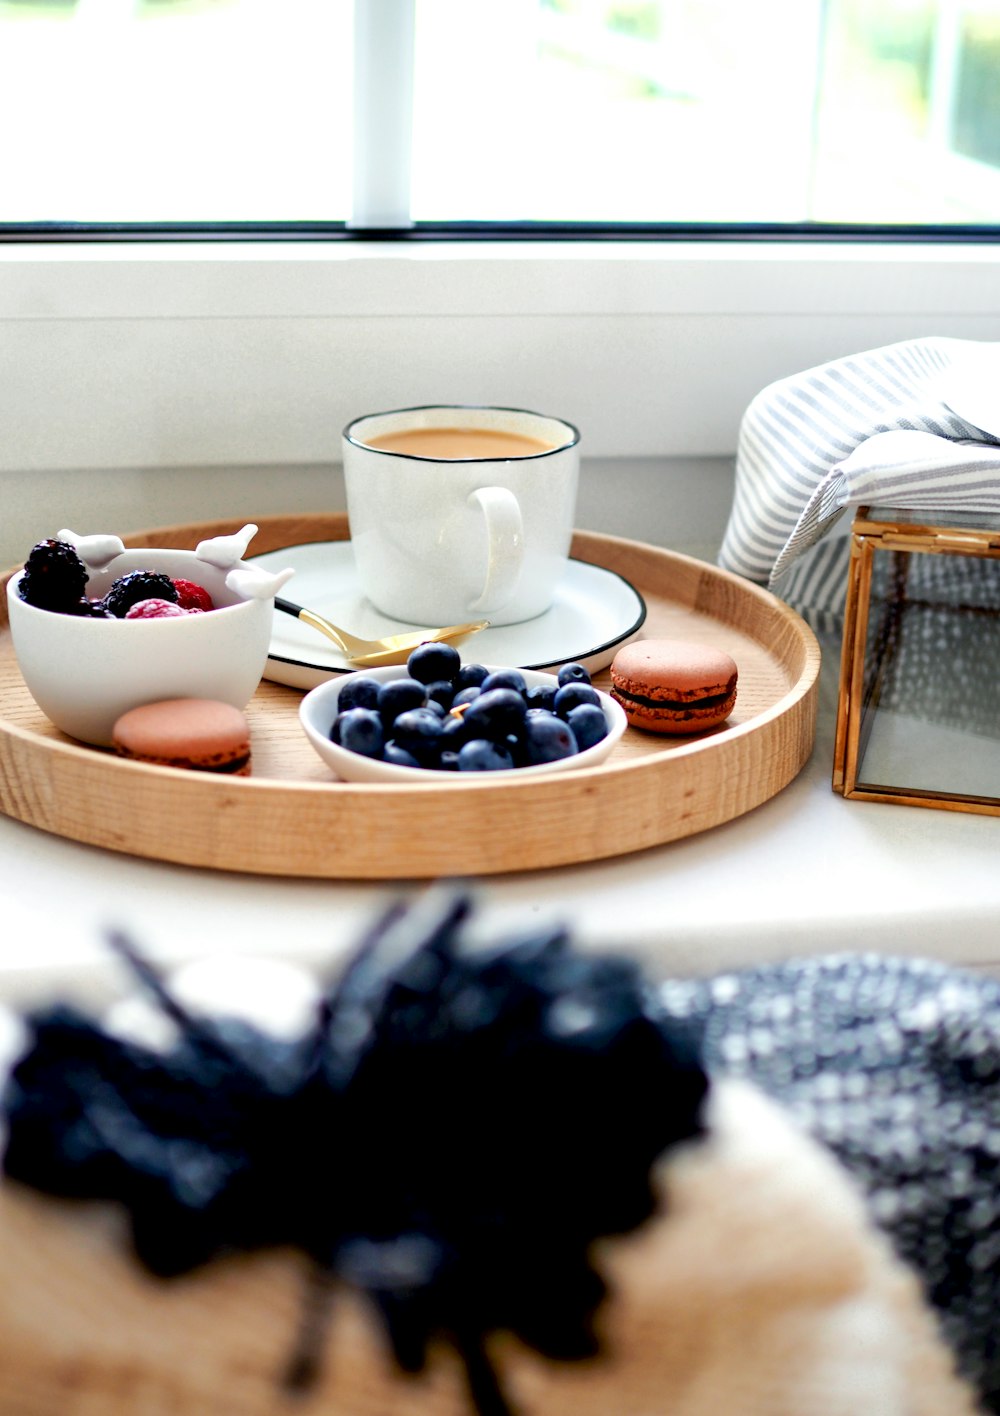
[0,514,821,877]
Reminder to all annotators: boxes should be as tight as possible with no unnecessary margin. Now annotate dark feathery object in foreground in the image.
[2,889,708,1416]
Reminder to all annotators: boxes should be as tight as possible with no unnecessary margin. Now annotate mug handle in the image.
[466,486,524,614]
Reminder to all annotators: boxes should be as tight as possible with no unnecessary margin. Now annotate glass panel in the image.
[411,0,824,222]
[857,545,1000,800]
[0,0,352,222]
[411,0,1000,224]
[4,0,999,228]
[954,1,1000,167]
[814,0,1000,221]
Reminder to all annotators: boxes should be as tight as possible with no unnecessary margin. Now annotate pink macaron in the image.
[111,698,252,774]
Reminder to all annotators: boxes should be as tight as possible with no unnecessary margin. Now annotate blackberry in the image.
[68,598,110,618]
[102,570,178,618]
[18,539,88,611]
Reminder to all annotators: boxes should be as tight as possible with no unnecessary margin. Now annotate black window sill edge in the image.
[1,220,999,245]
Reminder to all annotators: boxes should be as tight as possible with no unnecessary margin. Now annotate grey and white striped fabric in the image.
[717,337,1000,634]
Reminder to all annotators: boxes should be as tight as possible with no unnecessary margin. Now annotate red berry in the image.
[171,578,214,612]
[124,598,188,620]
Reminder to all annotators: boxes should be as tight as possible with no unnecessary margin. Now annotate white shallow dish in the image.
[248,540,646,689]
[299,664,627,784]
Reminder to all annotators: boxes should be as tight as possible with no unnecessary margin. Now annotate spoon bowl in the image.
[274,597,489,668]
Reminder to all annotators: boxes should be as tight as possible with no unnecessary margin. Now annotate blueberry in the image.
[525,683,557,712]
[558,662,591,686]
[424,679,455,711]
[439,713,470,749]
[406,642,462,684]
[438,750,461,771]
[383,742,421,768]
[461,688,528,741]
[523,714,578,765]
[457,739,515,771]
[505,730,528,767]
[452,685,482,709]
[391,707,445,762]
[454,663,489,691]
[566,703,608,752]
[338,675,381,712]
[377,677,426,728]
[423,698,448,718]
[554,682,601,717]
[439,708,470,741]
[337,707,384,759]
[481,669,527,695]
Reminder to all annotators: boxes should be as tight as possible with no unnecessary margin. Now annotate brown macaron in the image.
[610,639,738,735]
[111,698,252,774]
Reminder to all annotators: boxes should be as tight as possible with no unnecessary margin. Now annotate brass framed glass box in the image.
[833,505,1000,816]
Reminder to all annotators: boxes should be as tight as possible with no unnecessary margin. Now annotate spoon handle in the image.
[274,596,351,654]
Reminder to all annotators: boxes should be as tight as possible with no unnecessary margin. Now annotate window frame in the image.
[1,220,1000,244]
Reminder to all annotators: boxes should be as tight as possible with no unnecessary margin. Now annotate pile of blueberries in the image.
[331,643,609,772]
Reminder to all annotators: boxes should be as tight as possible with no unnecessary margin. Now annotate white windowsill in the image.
[3,237,999,318]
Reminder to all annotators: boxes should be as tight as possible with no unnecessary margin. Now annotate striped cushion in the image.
[717,337,1000,634]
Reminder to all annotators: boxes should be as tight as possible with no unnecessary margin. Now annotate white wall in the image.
[1,238,996,564]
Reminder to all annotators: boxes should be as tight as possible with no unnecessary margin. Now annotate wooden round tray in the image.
[0,514,821,878]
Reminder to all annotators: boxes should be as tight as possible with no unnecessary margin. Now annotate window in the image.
[2,0,999,231]
[0,0,352,224]
[413,0,985,225]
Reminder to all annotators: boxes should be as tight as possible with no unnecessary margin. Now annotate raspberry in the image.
[171,578,214,612]
[102,571,178,618]
[19,540,88,611]
[124,598,189,620]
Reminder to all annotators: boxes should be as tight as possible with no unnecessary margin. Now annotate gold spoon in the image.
[275,596,489,668]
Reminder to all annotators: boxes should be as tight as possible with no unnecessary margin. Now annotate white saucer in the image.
[247,540,647,690]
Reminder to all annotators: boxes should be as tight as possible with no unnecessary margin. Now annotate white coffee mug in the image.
[342,405,580,627]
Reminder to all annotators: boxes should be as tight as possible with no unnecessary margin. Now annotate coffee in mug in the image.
[343,405,580,627]
[361,426,557,460]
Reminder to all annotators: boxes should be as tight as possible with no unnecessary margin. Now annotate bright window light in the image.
[0,0,998,229]
[0,0,353,223]
[412,0,1000,224]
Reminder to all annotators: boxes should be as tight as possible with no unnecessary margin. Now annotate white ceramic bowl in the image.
[299,664,626,783]
[7,544,284,746]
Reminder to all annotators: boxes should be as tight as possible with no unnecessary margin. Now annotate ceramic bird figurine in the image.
[57,529,126,570]
[225,566,295,601]
[195,524,259,569]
